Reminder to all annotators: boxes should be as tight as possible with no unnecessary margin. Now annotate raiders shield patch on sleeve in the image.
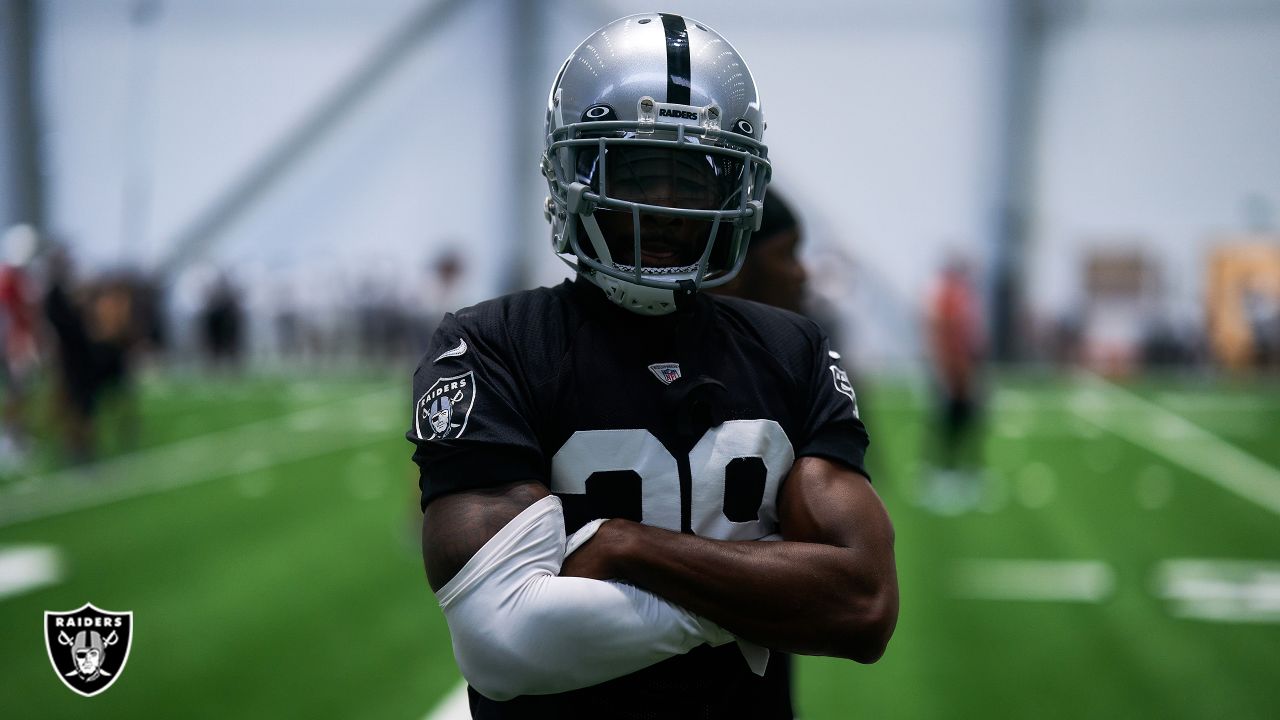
[415,371,477,440]
[829,364,860,418]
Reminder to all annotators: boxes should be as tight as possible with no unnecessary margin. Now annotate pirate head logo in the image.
[415,371,476,441]
[45,603,133,697]
[428,395,454,435]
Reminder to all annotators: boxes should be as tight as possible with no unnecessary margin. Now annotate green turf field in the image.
[2,370,1278,718]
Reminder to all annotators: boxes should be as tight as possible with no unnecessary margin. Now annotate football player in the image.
[408,13,898,718]
[922,255,987,513]
[712,190,807,315]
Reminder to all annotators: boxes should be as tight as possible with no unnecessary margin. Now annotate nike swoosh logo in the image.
[434,338,468,362]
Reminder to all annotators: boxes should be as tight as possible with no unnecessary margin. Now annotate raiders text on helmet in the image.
[542,13,771,315]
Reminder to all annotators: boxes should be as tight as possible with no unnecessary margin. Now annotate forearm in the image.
[605,521,895,662]
[433,496,732,700]
[448,574,732,699]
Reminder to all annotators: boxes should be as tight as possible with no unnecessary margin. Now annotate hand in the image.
[560,519,633,580]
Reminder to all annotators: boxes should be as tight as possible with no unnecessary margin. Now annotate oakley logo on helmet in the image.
[582,105,616,121]
[45,603,133,697]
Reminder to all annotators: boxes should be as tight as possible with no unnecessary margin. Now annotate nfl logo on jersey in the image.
[648,363,682,385]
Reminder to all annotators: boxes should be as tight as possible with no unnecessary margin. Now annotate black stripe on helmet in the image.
[659,13,691,105]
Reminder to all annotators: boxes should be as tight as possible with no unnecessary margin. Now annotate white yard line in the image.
[0,387,402,529]
[1156,392,1275,414]
[424,680,470,720]
[1071,373,1280,518]
[1156,559,1280,623]
[950,559,1114,602]
[0,545,63,601]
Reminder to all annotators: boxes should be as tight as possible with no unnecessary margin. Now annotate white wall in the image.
[1031,0,1280,326]
[32,0,1280,363]
[39,0,515,311]
[530,1,999,365]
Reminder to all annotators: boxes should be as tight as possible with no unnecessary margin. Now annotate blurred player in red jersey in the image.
[922,256,987,513]
[0,225,40,468]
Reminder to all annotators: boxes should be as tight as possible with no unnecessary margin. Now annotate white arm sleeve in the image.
[435,495,735,701]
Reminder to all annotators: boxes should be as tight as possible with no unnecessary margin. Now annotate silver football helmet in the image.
[542,13,771,315]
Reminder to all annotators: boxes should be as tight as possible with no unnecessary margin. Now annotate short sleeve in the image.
[794,330,871,479]
[407,313,544,510]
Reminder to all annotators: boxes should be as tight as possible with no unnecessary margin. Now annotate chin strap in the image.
[674,279,698,313]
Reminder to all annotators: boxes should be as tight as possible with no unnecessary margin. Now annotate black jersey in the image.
[408,277,869,719]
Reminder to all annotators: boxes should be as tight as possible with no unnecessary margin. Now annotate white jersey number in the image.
[550,420,794,540]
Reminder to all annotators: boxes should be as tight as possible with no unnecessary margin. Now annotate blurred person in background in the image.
[354,271,421,369]
[87,274,142,452]
[713,189,852,363]
[1244,281,1280,369]
[921,255,987,514]
[410,14,895,717]
[200,273,244,372]
[274,293,301,361]
[713,190,807,315]
[0,225,41,468]
[131,274,168,358]
[42,245,96,462]
[417,248,466,350]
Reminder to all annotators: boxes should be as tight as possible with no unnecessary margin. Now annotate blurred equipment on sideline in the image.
[1206,239,1280,371]
[1080,249,1163,377]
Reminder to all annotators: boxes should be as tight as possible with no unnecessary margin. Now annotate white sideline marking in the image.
[950,559,1114,602]
[1157,393,1274,414]
[424,680,470,720]
[0,387,401,529]
[1072,374,1280,518]
[1156,559,1280,623]
[0,545,63,601]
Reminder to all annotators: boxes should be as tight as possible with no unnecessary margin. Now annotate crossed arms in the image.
[421,455,898,698]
